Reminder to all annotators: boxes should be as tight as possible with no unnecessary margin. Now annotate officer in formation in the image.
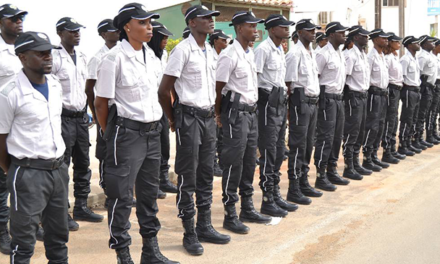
[315,32,328,52]
[3,2,440,263]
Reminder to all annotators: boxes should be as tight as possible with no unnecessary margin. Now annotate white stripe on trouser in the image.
[114,126,120,165]
[13,166,20,211]
[349,100,352,116]
[384,122,389,148]
[370,95,373,112]
[343,135,350,155]
[265,102,268,126]
[363,129,371,148]
[12,245,18,263]
[109,198,119,248]
[229,125,232,138]
[177,175,184,217]
[293,148,299,179]
[406,91,409,108]
[224,165,233,205]
[177,128,181,145]
[99,160,104,188]
[318,141,326,168]
[402,123,407,140]
[295,106,299,125]
[323,110,327,121]
[262,149,268,190]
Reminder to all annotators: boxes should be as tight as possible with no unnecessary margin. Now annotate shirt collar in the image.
[233,39,248,60]
[297,40,313,57]
[325,41,340,55]
[17,69,56,99]
[405,48,417,60]
[0,35,15,54]
[267,37,281,52]
[121,39,136,59]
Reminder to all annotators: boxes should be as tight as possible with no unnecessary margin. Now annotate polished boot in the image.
[223,205,249,234]
[382,149,399,164]
[159,168,177,193]
[315,167,337,191]
[391,144,406,160]
[73,198,104,222]
[408,140,423,153]
[260,191,288,217]
[116,247,134,264]
[420,138,434,148]
[342,158,362,181]
[286,178,312,205]
[327,165,350,184]
[141,237,180,264]
[299,173,323,197]
[372,152,390,168]
[68,213,79,231]
[196,209,230,244]
[273,184,298,212]
[362,152,382,172]
[239,196,271,224]
[0,224,11,255]
[353,153,373,175]
[412,138,427,150]
[182,218,204,256]
[213,159,223,177]
[426,135,440,145]
[157,189,167,199]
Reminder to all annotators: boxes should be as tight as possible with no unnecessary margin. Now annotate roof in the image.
[210,0,293,9]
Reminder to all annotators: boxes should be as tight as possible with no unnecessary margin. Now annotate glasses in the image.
[8,14,26,23]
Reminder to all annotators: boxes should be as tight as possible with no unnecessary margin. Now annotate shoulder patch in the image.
[0,81,16,96]
[106,53,116,62]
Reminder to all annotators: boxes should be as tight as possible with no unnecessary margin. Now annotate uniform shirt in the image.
[436,54,440,80]
[52,44,88,111]
[213,50,219,62]
[0,70,65,159]
[343,48,351,60]
[386,53,403,86]
[418,49,438,85]
[345,45,370,92]
[0,36,22,87]
[87,44,110,80]
[315,45,321,53]
[368,48,389,89]
[285,40,320,97]
[316,42,346,94]
[164,34,216,109]
[217,39,258,104]
[96,39,162,123]
[254,37,287,92]
[400,49,421,87]
[147,45,168,87]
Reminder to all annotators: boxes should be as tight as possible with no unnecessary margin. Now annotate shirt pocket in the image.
[120,65,139,88]
[354,65,362,72]
[327,63,336,70]
[373,67,380,72]
[186,64,202,89]
[234,67,248,88]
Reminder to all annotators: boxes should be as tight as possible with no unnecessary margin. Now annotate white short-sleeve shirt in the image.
[345,45,370,92]
[386,53,403,86]
[418,49,438,85]
[368,48,389,89]
[316,42,346,94]
[400,50,421,87]
[0,70,65,159]
[87,44,110,80]
[0,36,22,88]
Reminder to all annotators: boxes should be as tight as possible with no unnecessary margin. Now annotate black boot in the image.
[420,138,434,148]
[213,159,223,177]
[353,154,373,175]
[342,158,362,181]
[327,165,350,185]
[223,205,249,234]
[273,184,298,212]
[408,140,423,153]
[412,139,427,150]
[36,225,44,242]
[159,168,178,193]
[196,209,230,244]
[260,191,288,217]
[182,218,203,256]
[398,144,415,157]
[391,144,406,160]
[382,149,399,164]
[426,135,440,145]
[239,196,271,224]
[299,173,323,197]
[116,247,134,264]
[315,167,337,191]
[433,131,440,141]
[362,152,382,172]
[287,178,312,205]
[68,213,79,231]
[0,224,11,255]
[73,198,104,222]
[140,237,180,264]
[372,152,390,168]
[157,189,167,199]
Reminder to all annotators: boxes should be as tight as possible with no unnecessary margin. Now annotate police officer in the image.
[182,26,190,39]
[85,19,121,207]
[315,32,328,52]
[292,31,299,45]
[147,21,177,196]
[381,32,404,164]
[52,17,103,230]
[159,5,230,256]
[285,19,323,204]
[414,35,437,149]
[397,36,421,156]
[0,3,27,254]
[0,31,69,264]
[215,11,271,235]
[342,25,371,181]
[314,21,348,192]
[428,39,440,143]
[95,3,178,263]
[255,14,297,216]
[361,29,390,172]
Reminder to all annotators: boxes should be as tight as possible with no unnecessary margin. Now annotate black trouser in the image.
[105,120,162,249]
[382,85,401,151]
[96,122,106,191]
[8,162,69,264]
[426,85,440,136]
[0,168,8,227]
[221,110,258,205]
[414,84,433,139]
[314,95,344,169]
[175,110,216,220]
[216,125,223,167]
[398,86,420,146]
[343,90,368,159]
[61,113,92,199]
[160,113,171,175]
[258,90,287,191]
[288,97,317,179]
[362,87,388,155]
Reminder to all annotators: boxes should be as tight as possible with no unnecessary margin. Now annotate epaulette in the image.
[0,81,16,97]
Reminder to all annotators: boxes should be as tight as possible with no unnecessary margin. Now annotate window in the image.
[383,0,399,6]
[318,12,332,26]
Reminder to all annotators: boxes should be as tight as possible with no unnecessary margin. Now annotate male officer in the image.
[0,31,69,264]
[315,32,328,52]
[159,5,230,256]
[0,3,27,254]
[342,25,371,181]
[314,21,348,192]
[414,35,437,149]
[361,29,390,172]
[182,27,190,39]
[52,17,103,231]
[427,39,440,143]
[285,19,323,205]
[397,36,421,156]
[291,31,299,44]
[255,14,297,217]
[215,11,270,235]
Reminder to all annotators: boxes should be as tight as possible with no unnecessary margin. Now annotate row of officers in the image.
[0,2,439,264]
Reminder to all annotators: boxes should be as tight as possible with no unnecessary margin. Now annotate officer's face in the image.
[103,30,120,43]
[125,18,153,43]
[20,50,53,75]
[272,26,290,39]
[160,36,169,50]
[390,40,401,51]
[59,30,81,47]
[0,14,25,36]
[191,16,215,35]
[298,29,315,43]
[423,41,435,51]
[374,37,388,49]
[331,31,346,46]
[409,43,421,52]
[215,38,228,50]
[239,23,258,42]
[355,34,369,47]
[319,38,328,48]
[434,44,440,54]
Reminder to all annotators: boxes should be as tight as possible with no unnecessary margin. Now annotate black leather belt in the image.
[304,96,319,104]
[238,103,257,113]
[11,156,64,170]
[346,90,368,99]
[325,93,343,100]
[182,105,215,118]
[389,83,403,90]
[116,117,159,132]
[402,85,420,92]
[62,108,86,118]
[436,80,440,85]
[369,86,388,96]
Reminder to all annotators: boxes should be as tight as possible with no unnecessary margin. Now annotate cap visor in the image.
[132,12,160,20]
[245,18,265,24]
[359,29,370,36]
[335,26,349,32]
[197,10,220,18]
[157,28,173,36]
[218,33,230,39]
[279,21,295,27]
[14,10,28,16]
[30,44,61,52]
[65,24,85,31]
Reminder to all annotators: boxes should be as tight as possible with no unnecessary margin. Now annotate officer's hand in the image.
[216,115,222,128]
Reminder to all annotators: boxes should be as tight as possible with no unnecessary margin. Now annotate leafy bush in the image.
[166,38,182,54]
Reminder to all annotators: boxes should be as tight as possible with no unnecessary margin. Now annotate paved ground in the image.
[1,129,440,264]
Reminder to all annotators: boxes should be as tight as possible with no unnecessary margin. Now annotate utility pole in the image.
[375,0,382,28]
[399,0,405,56]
